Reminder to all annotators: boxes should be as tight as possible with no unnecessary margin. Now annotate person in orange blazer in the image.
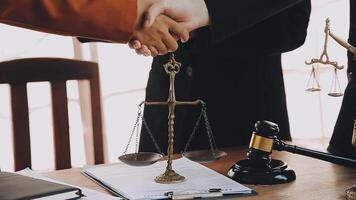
[0,0,188,54]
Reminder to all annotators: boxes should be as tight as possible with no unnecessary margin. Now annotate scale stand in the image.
[119,54,226,184]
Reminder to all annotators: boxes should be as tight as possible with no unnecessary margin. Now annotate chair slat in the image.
[90,67,105,164]
[51,80,71,170]
[10,83,31,171]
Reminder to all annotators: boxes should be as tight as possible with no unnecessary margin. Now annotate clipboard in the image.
[82,158,255,200]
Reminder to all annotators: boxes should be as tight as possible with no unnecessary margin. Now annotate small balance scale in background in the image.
[118,54,227,184]
[305,18,356,97]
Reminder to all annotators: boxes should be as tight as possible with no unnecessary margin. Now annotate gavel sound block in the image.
[228,121,356,185]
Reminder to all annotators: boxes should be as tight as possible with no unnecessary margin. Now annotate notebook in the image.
[82,157,255,200]
[0,172,82,200]
[17,168,122,200]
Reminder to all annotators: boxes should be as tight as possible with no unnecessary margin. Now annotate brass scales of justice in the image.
[118,54,227,184]
[305,18,356,96]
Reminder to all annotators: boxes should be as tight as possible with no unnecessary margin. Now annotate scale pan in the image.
[328,93,343,97]
[118,152,163,166]
[305,88,321,92]
[182,150,227,163]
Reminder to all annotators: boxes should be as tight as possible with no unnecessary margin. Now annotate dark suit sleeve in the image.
[252,0,311,54]
[204,0,306,44]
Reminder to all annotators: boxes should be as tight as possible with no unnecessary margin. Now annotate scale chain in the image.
[123,110,140,155]
[183,109,203,153]
[135,111,140,154]
[202,104,218,156]
[123,105,164,155]
[141,116,164,155]
[183,101,218,155]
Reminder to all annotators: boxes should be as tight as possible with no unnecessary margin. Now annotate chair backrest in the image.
[0,58,105,170]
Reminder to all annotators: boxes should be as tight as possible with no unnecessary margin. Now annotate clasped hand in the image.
[129,0,210,57]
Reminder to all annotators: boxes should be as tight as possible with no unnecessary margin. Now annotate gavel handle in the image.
[274,140,356,168]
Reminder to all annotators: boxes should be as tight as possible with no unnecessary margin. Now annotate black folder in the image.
[0,172,82,200]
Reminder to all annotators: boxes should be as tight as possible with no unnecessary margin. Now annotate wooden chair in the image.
[0,58,105,171]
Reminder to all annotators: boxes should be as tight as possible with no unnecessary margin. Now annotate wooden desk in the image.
[44,146,356,199]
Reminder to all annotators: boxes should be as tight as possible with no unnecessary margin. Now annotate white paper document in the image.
[17,168,121,200]
[82,157,253,200]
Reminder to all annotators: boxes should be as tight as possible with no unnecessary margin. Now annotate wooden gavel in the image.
[249,121,356,168]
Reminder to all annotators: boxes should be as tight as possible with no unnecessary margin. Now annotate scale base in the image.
[228,159,296,185]
[155,169,185,184]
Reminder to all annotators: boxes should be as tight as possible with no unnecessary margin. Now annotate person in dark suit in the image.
[138,0,311,153]
[328,0,356,159]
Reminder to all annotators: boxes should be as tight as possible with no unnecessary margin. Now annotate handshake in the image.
[129,0,210,57]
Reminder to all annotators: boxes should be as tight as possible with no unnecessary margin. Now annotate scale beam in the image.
[142,100,203,107]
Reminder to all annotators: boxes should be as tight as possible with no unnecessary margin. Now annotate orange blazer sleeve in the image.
[0,0,137,43]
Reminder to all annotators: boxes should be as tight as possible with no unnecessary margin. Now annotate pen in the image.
[165,189,223,200]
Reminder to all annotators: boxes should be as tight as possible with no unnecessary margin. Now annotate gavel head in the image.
[228,120,296,184]
[247,120,279,166]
